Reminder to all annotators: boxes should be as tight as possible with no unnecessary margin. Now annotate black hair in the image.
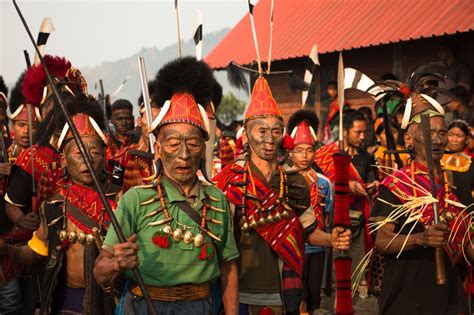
[449,85,470,106]
[111,99,133,112]
[343,109,367,131]
[358,106,373,121]
[36,93,105,147]
[447,119,469,136]
[287,109,319,135]
[327,80,337,88]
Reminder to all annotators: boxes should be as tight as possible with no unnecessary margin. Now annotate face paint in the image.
[411,116,447,162]
[246,117,284,161]
[155,123,205,187]
[63,137,104,187]
[111,109,134,136]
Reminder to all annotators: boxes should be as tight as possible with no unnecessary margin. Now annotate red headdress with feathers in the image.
[21,55,87,108]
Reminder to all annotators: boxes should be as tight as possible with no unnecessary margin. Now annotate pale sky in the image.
[0,0,248,84]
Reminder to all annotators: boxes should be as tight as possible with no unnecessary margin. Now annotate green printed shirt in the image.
[103,176,239,287]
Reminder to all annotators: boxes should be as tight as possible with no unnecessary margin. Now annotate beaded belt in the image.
[131,282,210,302]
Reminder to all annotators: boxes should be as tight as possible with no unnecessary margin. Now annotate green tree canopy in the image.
[216,92,246,125]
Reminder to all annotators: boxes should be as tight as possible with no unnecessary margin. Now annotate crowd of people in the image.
[0,50,472,315]
[0,4,473,312]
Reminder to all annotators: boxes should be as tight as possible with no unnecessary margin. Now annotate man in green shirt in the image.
[94,58,239,315]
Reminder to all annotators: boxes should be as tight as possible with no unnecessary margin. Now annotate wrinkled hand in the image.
[349,180,367,197]
[0,163,11,178]
[417,223,449,248]
[113,234,139,271]
[16,213,40,231]
[331,227,352,251]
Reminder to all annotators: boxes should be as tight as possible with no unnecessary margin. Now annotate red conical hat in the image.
[149,92,210,140]
[291,121,317,146]
[244,76,282,123]
[57,113,107,149]
[10,104,42,123]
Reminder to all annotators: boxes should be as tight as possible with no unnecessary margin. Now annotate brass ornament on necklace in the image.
[150,176,213,249]
[58,229,98,246]
[239,164,291,234]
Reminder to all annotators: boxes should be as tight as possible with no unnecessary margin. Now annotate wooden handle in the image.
[434,247,446,285]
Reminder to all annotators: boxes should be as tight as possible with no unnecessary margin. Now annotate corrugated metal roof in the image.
[205,0,474,69]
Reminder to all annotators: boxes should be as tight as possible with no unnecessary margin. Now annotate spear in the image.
[11,1,157,313]
[333,52,354,315]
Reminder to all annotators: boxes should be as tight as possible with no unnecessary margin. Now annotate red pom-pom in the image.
[152,231,170,248]
[281,134,295,151]
[198,243,214,260]
[399,84,410,97]
[22,55,72,106]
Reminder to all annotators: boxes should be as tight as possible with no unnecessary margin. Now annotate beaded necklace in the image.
[239,161,290,233]
[148,175,223,260]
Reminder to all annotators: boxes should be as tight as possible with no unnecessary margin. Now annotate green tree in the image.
[216,93,247,125]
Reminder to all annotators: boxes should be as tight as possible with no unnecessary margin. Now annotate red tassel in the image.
[335,257,354,315]
[198,244,214,260]
[281,134,295,151]
[152,231,170,248]
[399,83,410,97]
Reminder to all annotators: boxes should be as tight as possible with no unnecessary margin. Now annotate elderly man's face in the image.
[244,117,284,162]
[61,137,104,187]
[154,123,205,186]
[406,116,447,162]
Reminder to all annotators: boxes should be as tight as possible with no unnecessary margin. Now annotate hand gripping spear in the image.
[332,52,354,315]
[420,113,446,285]
[12,1,158,313]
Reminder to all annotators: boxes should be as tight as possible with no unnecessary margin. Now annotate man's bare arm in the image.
[375,222,448,254]
[220,260,238,315]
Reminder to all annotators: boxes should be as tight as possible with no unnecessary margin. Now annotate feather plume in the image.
[22,55,71,106]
